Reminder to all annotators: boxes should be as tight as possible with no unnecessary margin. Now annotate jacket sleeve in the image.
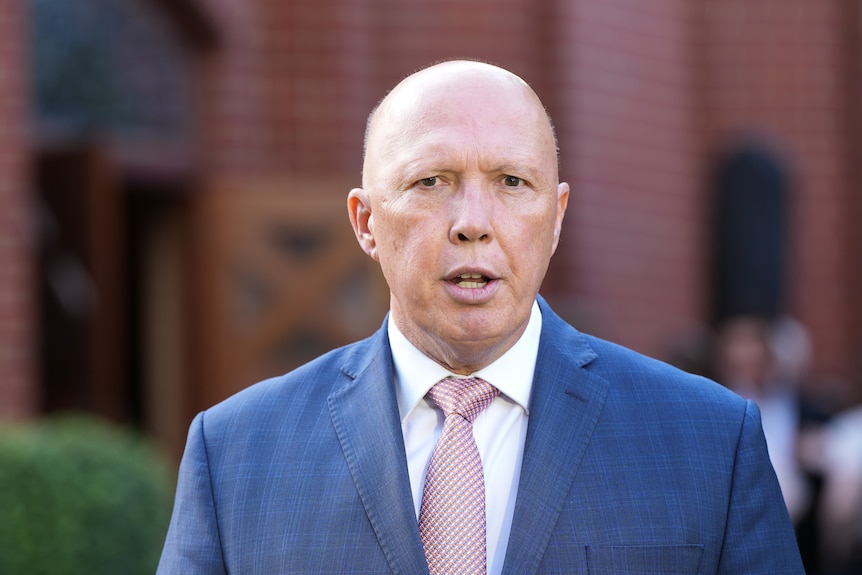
[157,412,227,575]
[717,399,805,574]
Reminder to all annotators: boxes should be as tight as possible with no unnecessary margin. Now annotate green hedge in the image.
[0,415,174,575]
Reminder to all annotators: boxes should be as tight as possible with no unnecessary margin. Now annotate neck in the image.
[394,317,529,376]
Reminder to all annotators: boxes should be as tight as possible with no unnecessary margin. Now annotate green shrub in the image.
[0,414,174,575]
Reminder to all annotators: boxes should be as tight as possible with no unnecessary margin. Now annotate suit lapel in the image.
[328,327,430,575]
[502,300,610,575]
[327,303,608,575]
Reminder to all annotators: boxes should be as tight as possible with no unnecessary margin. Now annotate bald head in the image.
[362,60,559,188]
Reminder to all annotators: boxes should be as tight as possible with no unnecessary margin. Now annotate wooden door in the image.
[188,176,389,414]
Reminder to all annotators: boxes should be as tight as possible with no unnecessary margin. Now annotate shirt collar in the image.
[389,301,542,422]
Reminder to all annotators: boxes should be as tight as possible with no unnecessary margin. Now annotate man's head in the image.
[348,60,569,374]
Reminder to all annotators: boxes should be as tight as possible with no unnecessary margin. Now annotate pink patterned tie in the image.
[419,376,500,575]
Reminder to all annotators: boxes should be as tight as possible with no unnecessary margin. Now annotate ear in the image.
[551,181,570,254]
[347,187,379,261]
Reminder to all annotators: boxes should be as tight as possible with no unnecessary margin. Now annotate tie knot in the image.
[427,376,499,423]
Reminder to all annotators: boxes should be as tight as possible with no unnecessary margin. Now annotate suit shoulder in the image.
[201,331,385,430]
[581,333,744,410]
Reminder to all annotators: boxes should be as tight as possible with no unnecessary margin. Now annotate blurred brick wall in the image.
[198,0,552,177]
[0,0,35,418]
[548,0,706,360]
[701,0,862,379]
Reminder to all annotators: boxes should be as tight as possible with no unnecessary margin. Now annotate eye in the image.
[503,175,524,187]
[418,176,438,187]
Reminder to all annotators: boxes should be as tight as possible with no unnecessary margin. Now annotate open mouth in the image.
[451,272,490,289]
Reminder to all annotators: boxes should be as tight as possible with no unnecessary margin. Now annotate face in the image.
[715,317,774,389]
[348,61,569,373]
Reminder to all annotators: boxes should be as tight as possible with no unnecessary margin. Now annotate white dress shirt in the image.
[389,301,541,575]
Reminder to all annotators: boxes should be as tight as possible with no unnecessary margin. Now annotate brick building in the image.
[0,0,35,421]
[1,0,861,461]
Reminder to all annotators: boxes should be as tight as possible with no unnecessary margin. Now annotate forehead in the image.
[384,67,546,137]
[366,67,556,179]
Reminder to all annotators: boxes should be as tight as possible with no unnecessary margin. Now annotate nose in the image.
[449,180,493,244]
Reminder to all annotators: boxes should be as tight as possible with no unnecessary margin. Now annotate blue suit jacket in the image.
[158,298,804,574]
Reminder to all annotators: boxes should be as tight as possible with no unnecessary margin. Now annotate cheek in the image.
[378,206,436,254]
[506,214,557,274]
[512,209,554,244]
[374,218,427,277]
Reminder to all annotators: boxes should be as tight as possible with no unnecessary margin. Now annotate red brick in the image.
[0,0,35,419]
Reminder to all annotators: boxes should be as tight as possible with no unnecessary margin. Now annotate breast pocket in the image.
[585,544,704,575]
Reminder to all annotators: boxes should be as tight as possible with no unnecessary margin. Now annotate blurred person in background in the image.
[814,355,862,575]
[708,314,862,575]
[712,315,812,524]
[818,402,862,573]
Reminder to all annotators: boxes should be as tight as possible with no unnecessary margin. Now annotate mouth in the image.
[450,272,492,289]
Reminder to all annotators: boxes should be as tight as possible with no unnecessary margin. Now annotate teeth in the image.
[455,273,487,289]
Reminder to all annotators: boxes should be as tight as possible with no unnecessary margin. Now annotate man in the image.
[158,60,804,574]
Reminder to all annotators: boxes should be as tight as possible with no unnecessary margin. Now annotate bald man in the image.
[158,60,804,574]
